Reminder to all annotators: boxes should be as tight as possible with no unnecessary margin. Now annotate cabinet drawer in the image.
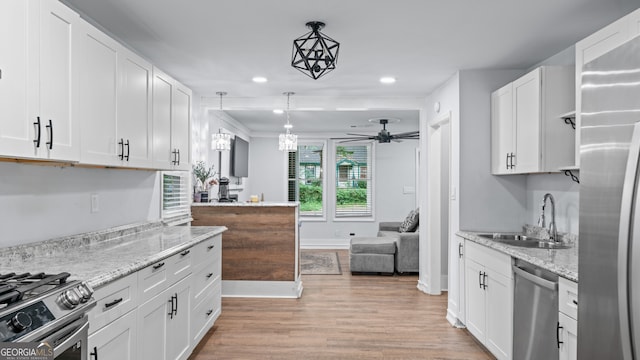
[192,262,220,301]
[89,273,138,333]
[168,246,193,285]
[465,241,512,279]
[559,277,578,319]
[191,280,221,347]
[138,258,171,304]
[193,235,221,268]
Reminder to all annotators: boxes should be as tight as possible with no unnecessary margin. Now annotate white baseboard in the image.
[446,309,466,329]
[417,279,429,294]
[301,238,350,249]
[222,277,303,298]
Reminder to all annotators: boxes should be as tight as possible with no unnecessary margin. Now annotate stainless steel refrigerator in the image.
[579,35,640,360]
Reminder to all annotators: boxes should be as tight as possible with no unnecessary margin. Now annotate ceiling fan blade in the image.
[345,133,373,137]
[391,131,420,137]
[330,136,366,140]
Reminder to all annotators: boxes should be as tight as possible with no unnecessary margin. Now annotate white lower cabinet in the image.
[558,277,579,360]
[87,235,222,360]
[464,240,513,360]
[88,309,137,360]
[138,275,192,360]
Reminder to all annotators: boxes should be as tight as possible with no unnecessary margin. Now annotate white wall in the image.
[0,162,159,247]
[247,136,287,202]
[458,70,528,232]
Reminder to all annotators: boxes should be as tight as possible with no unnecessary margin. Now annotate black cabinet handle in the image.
[168,295,176,319]
[506,153,510,169]
[152,262,165,270]
[177,149,181,165]
[46,119,53,150]
[479,271,483,289]
[207,245,215,250]
[557,321,564,349]
[171,149,178,165]
[206,273,214,279]
[33,117,41,148]
[482,273,488,289]
[173,293,178,316]
[206,309,213,317]
[124,139,130,161]
[181,249,190,256]
[118,139,124,160]
[90,346,98,360]
[104,298,123,309]
[510,152,515,169]
[572,299,578,306]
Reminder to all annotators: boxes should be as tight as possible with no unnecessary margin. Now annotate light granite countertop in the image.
[0,223,227,289]
[457,231,578,282]
[192,201,299,207]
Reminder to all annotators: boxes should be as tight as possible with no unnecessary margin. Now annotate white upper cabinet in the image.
[491,66,575,175]
[79,22,154,168]
[152,69,173,170]
[575,8,640,168]
[78,20,119,167]
[1,0,191,170]
[117,49,153,168]
[490,83,514,174]
[172,84,191,171]
[152,69,191,171]
[0,0,80,161]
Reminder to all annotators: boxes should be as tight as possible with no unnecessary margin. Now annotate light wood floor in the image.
[189,250,494,360]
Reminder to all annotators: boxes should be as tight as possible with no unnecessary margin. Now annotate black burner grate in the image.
[0,272,70,306]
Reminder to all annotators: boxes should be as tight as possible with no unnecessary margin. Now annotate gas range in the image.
[0,272,95,343]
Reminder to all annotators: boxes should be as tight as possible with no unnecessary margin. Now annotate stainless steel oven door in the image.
[41,315,89,360]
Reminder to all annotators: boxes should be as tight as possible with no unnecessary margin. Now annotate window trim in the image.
[331,140,375,222]
[295,139,328,222]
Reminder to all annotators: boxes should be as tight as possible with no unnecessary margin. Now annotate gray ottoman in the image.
[349,237,396,274]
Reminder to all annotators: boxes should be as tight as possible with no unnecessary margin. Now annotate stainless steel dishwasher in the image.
[512,259,559,360]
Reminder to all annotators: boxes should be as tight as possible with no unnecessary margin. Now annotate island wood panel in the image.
[191,206,296,281]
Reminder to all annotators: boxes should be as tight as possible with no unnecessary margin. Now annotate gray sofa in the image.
[377,222,419,273]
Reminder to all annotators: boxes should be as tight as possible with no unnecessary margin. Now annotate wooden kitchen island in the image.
[191,202,302,298]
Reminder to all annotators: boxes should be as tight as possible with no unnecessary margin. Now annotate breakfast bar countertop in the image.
[192,201,299,207]
[0,223,226,289]
[457,231,578,282]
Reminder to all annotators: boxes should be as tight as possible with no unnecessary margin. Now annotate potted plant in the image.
[192,161,216,202]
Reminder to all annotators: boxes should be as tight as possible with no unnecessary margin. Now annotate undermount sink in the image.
[477,233,572,249]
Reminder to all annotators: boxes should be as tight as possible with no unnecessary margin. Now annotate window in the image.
[335,143,373,218]
[162,171,190,221]
[287,142,326,218]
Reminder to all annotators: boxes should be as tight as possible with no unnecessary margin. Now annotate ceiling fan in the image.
[332,119,419,143]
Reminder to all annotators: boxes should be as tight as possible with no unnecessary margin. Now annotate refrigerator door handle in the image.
[618,122,640,360]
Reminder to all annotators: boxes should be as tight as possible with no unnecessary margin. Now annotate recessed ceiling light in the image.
[252,76,268,83]
[273,109,284,114]
[380,76,396,84]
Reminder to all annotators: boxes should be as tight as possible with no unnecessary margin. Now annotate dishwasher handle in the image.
[513,264,558,290]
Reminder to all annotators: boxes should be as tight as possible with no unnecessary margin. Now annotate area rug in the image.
[300,251,342,275]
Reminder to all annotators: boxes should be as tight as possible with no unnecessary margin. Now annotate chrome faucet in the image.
[538,193,558,242]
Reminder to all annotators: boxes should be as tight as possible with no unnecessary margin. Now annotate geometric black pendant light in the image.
[291,21,340,80]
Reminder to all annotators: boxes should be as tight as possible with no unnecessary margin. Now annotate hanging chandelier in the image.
[291,21,340,80]
[278,92,298,151]
[211,92,231,151]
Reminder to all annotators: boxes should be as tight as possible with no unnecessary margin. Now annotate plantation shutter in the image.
[335,143,373,218]
[162,171,190,220]
[287,151,298,202]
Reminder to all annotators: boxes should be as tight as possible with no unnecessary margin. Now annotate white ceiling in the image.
[62,0,639,133]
